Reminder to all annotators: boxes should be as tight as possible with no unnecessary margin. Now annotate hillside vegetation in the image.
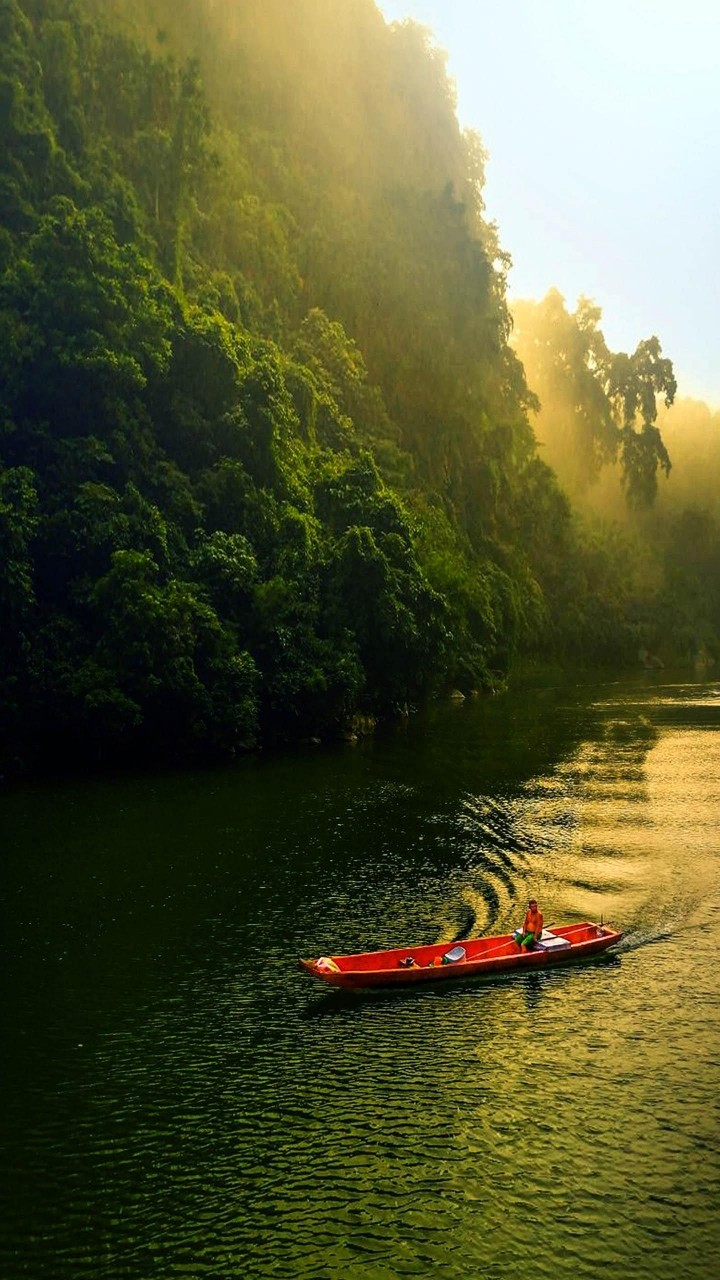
[1,0,717,772]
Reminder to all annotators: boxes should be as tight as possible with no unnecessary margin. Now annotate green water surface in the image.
[2,672,719,1278]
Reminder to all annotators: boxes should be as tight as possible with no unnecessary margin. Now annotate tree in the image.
[78,548,258,755]
[0,197,175,442]
[513,290,676,505]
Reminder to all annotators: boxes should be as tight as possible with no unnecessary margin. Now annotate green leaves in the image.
[80,549,259,754]
[0,199,175,437]
[0,462,37,621]
[0,0,704,772]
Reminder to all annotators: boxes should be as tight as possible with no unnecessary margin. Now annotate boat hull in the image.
[299,923,622,989]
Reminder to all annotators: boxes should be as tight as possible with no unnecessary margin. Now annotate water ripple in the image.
[3,679,720,1278]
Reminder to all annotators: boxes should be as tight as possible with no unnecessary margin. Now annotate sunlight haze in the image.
[378,0,720,406]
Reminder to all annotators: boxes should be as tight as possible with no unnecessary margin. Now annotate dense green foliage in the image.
[0,0,716,772]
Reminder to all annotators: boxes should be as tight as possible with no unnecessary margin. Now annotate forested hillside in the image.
[0,0,716,773]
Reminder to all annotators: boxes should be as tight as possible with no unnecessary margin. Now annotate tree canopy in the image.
[0,0,715,774]
[512,290,676,506]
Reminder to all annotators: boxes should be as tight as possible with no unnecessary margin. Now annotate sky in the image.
[377,0,720,406]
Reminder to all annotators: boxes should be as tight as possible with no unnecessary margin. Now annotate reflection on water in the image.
[1,673,720,1279]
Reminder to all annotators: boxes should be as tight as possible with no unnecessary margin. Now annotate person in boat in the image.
[514,899,543,949]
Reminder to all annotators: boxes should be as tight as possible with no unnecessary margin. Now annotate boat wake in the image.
[613,926,674,954]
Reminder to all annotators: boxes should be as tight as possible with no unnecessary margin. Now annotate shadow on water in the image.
[451,903,477,941]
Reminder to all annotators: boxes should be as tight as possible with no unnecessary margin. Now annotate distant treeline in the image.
[0,0,717,773]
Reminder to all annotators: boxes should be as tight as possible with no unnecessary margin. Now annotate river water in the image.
[2,672,719,1279]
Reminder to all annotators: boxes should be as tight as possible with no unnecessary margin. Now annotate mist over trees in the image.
[513,293,720,665]
[1,0,717,773]
[512,291,677,507]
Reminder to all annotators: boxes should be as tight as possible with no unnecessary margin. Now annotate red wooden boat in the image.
[299,922,622,989]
